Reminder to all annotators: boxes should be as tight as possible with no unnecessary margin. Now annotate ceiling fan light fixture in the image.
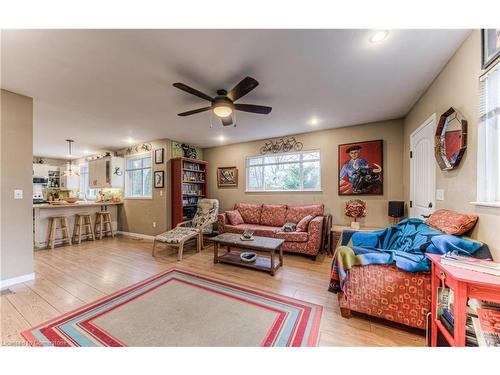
[369,30,389,43]
[213,104,233,118]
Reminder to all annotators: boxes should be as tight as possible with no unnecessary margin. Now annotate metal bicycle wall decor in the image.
[125,143,152,154]
[260,137,303,154]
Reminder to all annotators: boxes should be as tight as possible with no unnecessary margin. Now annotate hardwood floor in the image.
[0,235,425,346]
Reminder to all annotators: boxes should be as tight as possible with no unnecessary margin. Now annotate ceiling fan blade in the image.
[173,83,214,102]
[177,107,212,116]
[234,103,272,114]
[227,76,259,102]
[220,115,233,126]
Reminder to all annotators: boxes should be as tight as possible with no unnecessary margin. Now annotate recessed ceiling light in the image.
[217,135,226,142]
[310,117,319,126]
[369,30,389,43]
[126,137,135,144]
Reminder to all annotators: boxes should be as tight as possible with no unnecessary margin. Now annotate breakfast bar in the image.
[33,201,123,249]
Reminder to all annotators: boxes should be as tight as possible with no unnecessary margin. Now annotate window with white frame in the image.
[78,163,97,200]
[246,150,321,192]
[477,62,500,205]
[125,153,152,198]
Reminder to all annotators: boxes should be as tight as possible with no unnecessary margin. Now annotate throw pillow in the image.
[281,223,297,232]
[426,209,478,235]
[296,215,314,232]
[226,210,245,226]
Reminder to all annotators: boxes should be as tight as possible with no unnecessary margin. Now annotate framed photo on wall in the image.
[154,148,164,164]
[481,29,500,69]
[217,166,238,188]
[338,139,383,196]
[154,171,164,188]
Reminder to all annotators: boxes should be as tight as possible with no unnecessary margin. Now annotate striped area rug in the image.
[22,269,322,346]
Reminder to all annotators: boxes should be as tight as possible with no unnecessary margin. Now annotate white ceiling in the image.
[1,29,470,158]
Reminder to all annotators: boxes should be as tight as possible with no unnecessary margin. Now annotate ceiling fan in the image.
[173,76,272,126]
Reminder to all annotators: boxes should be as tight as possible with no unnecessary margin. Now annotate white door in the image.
[410,114,436,219]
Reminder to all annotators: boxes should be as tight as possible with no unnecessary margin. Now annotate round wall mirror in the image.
[435,107,467,170]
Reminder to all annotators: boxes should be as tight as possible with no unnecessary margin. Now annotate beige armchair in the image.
[153,199,219,260]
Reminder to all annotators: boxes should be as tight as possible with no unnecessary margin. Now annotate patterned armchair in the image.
[153,199,219,260]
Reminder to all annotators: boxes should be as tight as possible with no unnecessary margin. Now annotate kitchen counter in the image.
[33,201,123,209]
[33,201,123,249]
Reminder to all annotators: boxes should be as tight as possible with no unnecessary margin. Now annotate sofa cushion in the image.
[275,231,309,242]
[225,210,244,226]
[234,203,262,224]
[426,209,478,235]
[296,214,314,232]
[285,204,324,224]
[260,204,288,227]
[224,223,279,238]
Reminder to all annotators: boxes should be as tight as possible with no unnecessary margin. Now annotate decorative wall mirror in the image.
[435,107,467,170]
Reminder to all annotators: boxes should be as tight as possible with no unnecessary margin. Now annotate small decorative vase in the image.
[351,221,360,230]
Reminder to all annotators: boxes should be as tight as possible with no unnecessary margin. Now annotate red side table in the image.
[427,253,500,347]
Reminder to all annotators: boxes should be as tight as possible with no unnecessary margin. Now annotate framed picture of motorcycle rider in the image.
[338,139,383,195]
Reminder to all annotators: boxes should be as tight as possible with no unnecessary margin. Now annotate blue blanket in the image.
[329,218,491,293]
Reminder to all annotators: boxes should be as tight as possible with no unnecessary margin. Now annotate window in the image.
[78,163,97,200]
[476,62,500,206]
[246,150,321,192]
[125,153,152,198]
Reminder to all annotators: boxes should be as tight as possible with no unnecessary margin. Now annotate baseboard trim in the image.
[116,231,155,241]
[0,272,35,289]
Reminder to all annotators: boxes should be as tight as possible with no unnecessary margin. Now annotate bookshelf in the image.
[171,157,208,227]
[427,253,500,347]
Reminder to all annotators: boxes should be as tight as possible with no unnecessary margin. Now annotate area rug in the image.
[22,269,322,346]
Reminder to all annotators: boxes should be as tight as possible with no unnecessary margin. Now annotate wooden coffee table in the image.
[211,233,284,276]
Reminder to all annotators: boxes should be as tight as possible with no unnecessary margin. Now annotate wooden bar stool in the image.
[72,213,95,244]
[94,211,114,239]
[46,216,72,249]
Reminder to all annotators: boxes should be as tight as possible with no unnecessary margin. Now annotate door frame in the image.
[409,113,436,218]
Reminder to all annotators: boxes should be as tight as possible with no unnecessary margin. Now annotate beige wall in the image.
[1,90,34,282]
[403,30,500,260]
[204,119,404,228]
[116,139,172,236]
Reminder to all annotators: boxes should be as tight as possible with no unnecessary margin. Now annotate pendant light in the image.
[62,139,80,177]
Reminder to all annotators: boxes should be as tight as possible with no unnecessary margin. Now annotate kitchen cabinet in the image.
[88,156,124,188]
[33,163,52,177]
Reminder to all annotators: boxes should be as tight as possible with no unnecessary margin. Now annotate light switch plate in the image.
[436,189,445,201]
[14,189,23,199]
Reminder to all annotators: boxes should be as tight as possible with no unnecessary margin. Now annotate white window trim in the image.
[124,151,153,199]
[245,149,322,193]
[474,60,500,208]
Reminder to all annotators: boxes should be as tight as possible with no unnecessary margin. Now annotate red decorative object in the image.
[338,139,383,195]
[425,209,478,235]
[297,214,315,232]
[427,253,500,347]
[344,199,367,222]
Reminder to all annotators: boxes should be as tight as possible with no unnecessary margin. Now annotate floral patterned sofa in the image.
[217,203,324,258]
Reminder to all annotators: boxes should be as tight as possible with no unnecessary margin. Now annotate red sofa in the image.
[217,203,325,258]
[335,264,431,330]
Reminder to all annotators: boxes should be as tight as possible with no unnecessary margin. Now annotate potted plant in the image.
[345,199,367,230]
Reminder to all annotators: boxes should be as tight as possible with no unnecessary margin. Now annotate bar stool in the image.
[46,216,72,249]
[72,213,95,244]
[94,211,114,239]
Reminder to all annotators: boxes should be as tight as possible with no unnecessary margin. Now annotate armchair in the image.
[153,199,219,260]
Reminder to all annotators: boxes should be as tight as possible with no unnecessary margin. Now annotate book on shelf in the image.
[440,252,500,277]
[437,287,454,320]
[468,299,500,347]
[476,307,500,346]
